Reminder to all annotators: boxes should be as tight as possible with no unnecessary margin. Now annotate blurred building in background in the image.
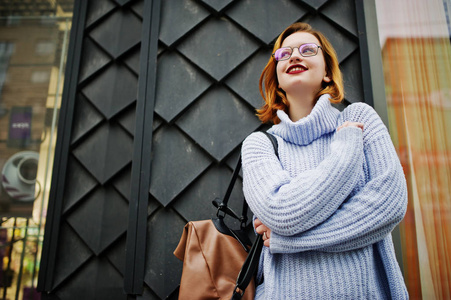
[0,1,73,299]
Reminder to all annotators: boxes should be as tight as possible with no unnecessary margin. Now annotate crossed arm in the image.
[245,115,407,253]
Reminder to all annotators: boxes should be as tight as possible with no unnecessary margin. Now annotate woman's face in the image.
[276,31,330,98]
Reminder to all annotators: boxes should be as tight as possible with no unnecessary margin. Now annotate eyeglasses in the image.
[272,43,322,61]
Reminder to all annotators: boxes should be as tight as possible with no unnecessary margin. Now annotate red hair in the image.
[257,23,344,124]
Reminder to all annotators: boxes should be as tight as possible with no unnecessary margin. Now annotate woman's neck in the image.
[286,92,316,122]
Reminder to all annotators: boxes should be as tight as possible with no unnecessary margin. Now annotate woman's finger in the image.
[255,224,267,235]
[254,218,262,227]
[337,121,364,131]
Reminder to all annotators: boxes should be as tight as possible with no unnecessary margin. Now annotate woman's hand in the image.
[337,121,364,131]
[254,218,271,247]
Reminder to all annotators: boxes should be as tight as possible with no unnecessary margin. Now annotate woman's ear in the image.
[323,74,331,83]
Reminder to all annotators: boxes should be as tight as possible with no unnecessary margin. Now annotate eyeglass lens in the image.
[273,43,319,61]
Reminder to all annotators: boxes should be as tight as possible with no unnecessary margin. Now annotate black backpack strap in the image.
[213,131,278,225]
[212,154,244,221]
[260,131,279,159]
[231,131,278,300]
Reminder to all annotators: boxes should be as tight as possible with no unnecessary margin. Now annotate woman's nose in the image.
[290,47,303,61]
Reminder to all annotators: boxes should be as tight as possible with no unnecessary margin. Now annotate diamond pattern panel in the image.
[155,51,213,122]
[111,166,132,202]
[303,0,330,10]
[137,287,161,300]
[321,0,358,36]
[159,0,209,46]
[52,222,93,289]
[304,15,358,62]
[200,0,234,12]
[225,48,271,109]
[143,208,186,299]
[341,52,363,104]
[150,126,212,207]
[113,0,133,6]
[78,37,111,84]
[224,145,244,170]
[123,46,141,75]
[176,86,261,161]
[131,0,144,18]
[116,102,136,136]
[71,93,104,145]
[105,235,126,277]
[226,0,308,44]
[152,114,163,132]
[62,156,98,214]
[112,167,160,216]
[89,8,142,58]
[178,18,260,81]
[66,186,129,255]
[81,64,138,119]
[103,205,161,282]
[85,0,116,28]
[73,122,133,184]
[54,257,126,300]
[172,164,247,222]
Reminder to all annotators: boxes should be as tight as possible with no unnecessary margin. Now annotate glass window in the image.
[35,41,57,56]
[0,1,73,299]
[376,0,451,298]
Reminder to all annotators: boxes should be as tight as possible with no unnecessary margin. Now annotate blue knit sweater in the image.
[242,94,408,299]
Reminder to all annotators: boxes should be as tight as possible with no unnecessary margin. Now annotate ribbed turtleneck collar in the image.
[268,94,340,145]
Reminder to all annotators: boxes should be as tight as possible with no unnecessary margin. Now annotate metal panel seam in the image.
[124,0,161,295]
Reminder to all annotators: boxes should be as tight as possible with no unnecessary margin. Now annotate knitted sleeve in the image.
[269,103,408,253]
[242,127,364,236]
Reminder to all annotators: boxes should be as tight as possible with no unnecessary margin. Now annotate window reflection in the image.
[0,1,73,299]
[377,0,451,298]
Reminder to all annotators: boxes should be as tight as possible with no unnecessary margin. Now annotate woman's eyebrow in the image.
[281,42,316,47]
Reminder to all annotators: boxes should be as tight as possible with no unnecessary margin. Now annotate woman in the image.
[241,22,408,299]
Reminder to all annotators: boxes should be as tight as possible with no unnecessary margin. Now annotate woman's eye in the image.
[280,50,291,58]
[300,45,317,56]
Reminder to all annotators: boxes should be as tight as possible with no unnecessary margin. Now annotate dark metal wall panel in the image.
[38,0,144,298]
[144,0,366,298]
[38,0,374,299]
